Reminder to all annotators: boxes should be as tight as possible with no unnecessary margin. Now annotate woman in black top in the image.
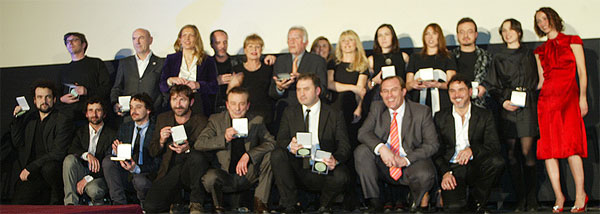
[485,19,539,211]
[368,24,410,92]
[406,23,457,115]
[228,34,275,125]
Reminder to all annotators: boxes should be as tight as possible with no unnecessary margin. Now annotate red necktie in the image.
[389,112,403,180]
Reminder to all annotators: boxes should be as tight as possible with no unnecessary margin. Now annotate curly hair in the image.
[534,7,564,37]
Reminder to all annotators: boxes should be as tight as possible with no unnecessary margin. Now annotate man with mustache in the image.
[10,80,73,205]
[196,86,275,214]
[102,93,159,208]
[63,97,115,205]
[433,74,504,213]
[143,85,209,213]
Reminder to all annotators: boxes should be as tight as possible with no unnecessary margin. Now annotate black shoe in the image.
[514,200,526,212]
[318,206,332,214]
[364,198,384,214]
[282,205,301,214]
[476,203,491,214]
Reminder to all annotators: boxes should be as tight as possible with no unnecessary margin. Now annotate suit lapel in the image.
[400,102,411,144]
[83,126,91,151]
[448,111,457,147]
[140,54,158,79]
[318,105,328,140]
[468,108,478,143]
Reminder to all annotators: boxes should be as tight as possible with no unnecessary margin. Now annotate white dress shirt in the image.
[374,101,410,166]
[135,52,152,78]
[302,100,321,146]
[450,104,472,163]
[82,124,104,160]
[178,55,198,82]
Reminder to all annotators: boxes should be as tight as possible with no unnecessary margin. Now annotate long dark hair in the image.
[373,24,400,54]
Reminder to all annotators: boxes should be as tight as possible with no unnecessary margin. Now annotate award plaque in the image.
[296,132,312,158]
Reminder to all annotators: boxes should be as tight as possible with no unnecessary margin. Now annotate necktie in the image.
[389,112,403,180]
[305,109,311,131]
[292,56,299,76]
[133,127,142,164]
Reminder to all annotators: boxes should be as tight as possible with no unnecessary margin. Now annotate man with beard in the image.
[63,97,115,205]
[196,86,276,214]
[111,28,166,117]
[143,85,209,213]
[433,75,504,213]
[60,32,111,122]
[451,18,491,109]
[102,93,159,207]
[10,80,73,204]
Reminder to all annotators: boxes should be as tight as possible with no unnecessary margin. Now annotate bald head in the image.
[132,28,153,57]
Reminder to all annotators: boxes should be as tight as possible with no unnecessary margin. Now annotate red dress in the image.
[535,33,587,159]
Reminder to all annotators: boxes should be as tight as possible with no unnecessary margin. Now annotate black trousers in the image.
[271,148,349,208]
[441,153,504,212]
[12,161,63,205]
[143,151,210,213]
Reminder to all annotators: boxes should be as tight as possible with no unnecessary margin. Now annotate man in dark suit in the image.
[271,73,350,213]
[102,93,159,206]
[355,76,439,213]
[196,87,275,214]
[270,26,329,134]
[143,85,209,213]
[63,97,115,205]
[433,75,504,213]
[111,28,166,116]
[10,81,74,204]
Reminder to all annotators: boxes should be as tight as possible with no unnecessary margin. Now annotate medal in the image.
[385,58,392,65]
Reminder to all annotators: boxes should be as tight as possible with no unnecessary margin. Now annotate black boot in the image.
[524,165,539,211]
[508,163,526,212]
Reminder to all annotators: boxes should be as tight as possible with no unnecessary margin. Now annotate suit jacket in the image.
[68,124,116,178]
[113,120,159,174]
[110,54,166,112]
[276,102,351,163]
[269,52,329,105]
[358,100,439,163]
[195,111,275,172]
[10,110,74,173]
[149,111,208,179]
[433,105,500,175]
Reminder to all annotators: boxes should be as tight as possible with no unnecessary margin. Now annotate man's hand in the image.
[74,85,87,96]
[87,153,100,173]
[13,106,22,116]
[456,147,472,165]
[217,74,232,85]
[19,169,30,181]
[502,100,519,112]
[441,171,457,190]
[120,160,137,171]
[112,139,123,155]
[393,155,408,168]
[76,178,88,195]
[159,126,172,147]
[236,153,250,176]
[323,155,337,171]
[477,85,486,98]
[264,55,276,65]
[273,76,294,91]
[113,103,125,116]
[168,141,190,154]
[379,146,396,168]
[225,127,238,142]
[288,137,303,155]
[60,94,79,104]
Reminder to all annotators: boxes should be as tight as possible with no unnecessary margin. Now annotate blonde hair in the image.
[173,24,205,65]
[243,34,264,49]
[335,30,368,72]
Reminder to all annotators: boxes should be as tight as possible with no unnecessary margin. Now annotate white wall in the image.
[1,0,598,67]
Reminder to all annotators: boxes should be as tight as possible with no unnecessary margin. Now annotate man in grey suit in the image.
[111,28,166,116]
[270,26,329,133]
[196,87,275,213]
[355,76,439,213]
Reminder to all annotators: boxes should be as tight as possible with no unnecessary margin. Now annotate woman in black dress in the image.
[228,34,275,127]
[485,18,539,212]
[368,24,410,94]
[406,23,457,116]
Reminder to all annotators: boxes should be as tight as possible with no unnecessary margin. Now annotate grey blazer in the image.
[269,52,329,104]
[195,111,275,172]
[358,100,439,163]
[110,54,166,112]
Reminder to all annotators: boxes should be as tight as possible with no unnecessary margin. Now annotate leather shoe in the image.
[254,197,269,214]
[318,206,332,214]
[189,202,206,214]
[364,198,384,213]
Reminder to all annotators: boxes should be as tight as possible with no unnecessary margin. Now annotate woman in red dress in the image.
[533,7,588,213]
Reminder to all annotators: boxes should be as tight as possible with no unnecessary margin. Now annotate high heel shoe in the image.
[552,205,564,213]
[570,195,588,213]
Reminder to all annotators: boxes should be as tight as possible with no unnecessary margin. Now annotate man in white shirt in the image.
[433,74,504,213]
[111,28,166,117]
[355,76,439,213]
[63,97,115,205]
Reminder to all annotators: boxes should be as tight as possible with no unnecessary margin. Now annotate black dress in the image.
[331,62,368,148]
[232,62,275,125]
[406,53,457,113]
[364,52,407,113]
[485,46,538,138]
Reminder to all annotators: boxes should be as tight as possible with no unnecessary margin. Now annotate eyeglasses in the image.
[66,38,81,44]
